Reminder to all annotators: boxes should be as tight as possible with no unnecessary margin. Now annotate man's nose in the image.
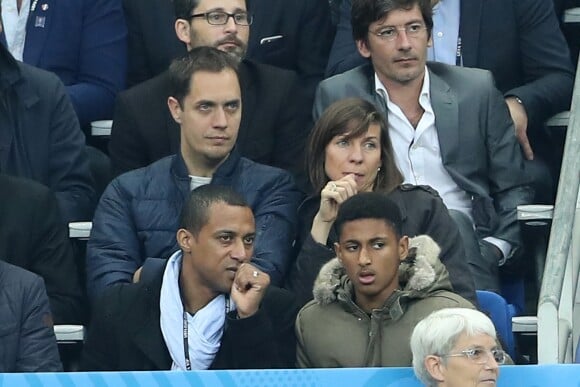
[230,239,249,262]
[223,15,238,34]
[396,29,412,50]
[212,107,228,128]
[357,247,371,266]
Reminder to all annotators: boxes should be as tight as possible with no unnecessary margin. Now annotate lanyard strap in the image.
[182,296,230,371]
[182,309,192,370]
[456,36,463,66]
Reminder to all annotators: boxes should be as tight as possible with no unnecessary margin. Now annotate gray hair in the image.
[410,308,496,386]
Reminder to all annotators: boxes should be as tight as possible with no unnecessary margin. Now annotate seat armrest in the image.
[69,221,92,239]
[54,325,85,342]
[517,205,554,223]
[564,8,580,23]
[512,316,538,333]
[90,120,113,137]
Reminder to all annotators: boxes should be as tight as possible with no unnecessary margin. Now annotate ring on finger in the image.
[252,270,259,278]
[329,182,337,192]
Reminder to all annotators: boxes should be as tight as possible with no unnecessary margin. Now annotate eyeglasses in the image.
[186,11,253,26]
[369,22,427,41]
[442,348,506,365]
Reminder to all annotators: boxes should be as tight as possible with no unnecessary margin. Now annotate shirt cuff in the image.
[483,236,512,263]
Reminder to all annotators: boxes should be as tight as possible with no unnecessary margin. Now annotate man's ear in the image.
[175,18,192,46]
[177,228,194,253]
[424,355,446,383]
[398,235,409,262]
[168,96,183,124]
[356,39,372,58]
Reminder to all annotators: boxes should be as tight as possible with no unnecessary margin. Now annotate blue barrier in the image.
[1,365,579,387]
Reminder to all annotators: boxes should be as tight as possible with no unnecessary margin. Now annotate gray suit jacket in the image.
[0,261,62,372]
[314,62,533,255]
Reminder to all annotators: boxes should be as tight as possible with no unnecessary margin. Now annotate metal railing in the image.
[537,54,580,364]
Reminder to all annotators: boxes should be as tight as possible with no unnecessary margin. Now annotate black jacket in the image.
[81,259,299,371]
[286,185,477,306]
[0,174,85,324]
[0,44,95,223]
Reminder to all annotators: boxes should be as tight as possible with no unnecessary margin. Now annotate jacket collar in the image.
[428,63,460,163]
[170,147,243,182]
[0,44,21,92]
[127,261,173,370]
[312,235,453,318]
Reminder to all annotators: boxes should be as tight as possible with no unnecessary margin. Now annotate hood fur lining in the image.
[312,235,441,305]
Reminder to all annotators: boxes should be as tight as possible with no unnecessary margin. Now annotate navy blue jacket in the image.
[0,45,96,223]
[0,0,127,127]
[0,261,62,372]
[87,149,302,300]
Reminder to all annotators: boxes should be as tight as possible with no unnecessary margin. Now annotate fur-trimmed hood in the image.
[312,235,453,306]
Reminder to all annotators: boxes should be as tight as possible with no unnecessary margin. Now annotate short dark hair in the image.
[168,46,240,106]
[174,0,250,19]
[307,98,403,194]
[179,185,250,236]
[351,0,433,43]
[335,191,403,240]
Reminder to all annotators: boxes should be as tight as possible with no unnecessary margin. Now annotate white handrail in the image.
[537,54,580,364]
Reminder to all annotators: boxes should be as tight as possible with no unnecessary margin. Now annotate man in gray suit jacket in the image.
[313,0,533,292]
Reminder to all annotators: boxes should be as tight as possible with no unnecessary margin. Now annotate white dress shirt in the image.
[428,0,461,65]
[1,0,31,61]
[375,69,511,258]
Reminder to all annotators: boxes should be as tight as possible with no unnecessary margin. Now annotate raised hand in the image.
[311,174,358,244]
[230,263,270,318]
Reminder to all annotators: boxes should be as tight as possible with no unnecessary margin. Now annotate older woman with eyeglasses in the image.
[286,98,476,305]
[411,308,506,386]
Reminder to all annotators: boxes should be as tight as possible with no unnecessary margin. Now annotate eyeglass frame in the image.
[184,11,253,26]
[368,22,428,42]
[441,347,507,365]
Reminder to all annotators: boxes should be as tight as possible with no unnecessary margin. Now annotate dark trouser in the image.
[448,209,500,293]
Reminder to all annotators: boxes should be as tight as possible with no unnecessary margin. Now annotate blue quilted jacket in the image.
[86,149,302,300]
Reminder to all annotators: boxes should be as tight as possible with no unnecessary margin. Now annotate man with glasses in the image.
[411,308,506,386]
[312,0,533,294]
[327,0,573,204]
[110,0,312,191]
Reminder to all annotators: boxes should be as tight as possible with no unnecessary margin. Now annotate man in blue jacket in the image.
[86,47,302,301]
[0,0,127,128]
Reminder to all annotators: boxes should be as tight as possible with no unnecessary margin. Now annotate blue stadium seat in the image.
[500,276,526,316]
[476,290,517,359]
